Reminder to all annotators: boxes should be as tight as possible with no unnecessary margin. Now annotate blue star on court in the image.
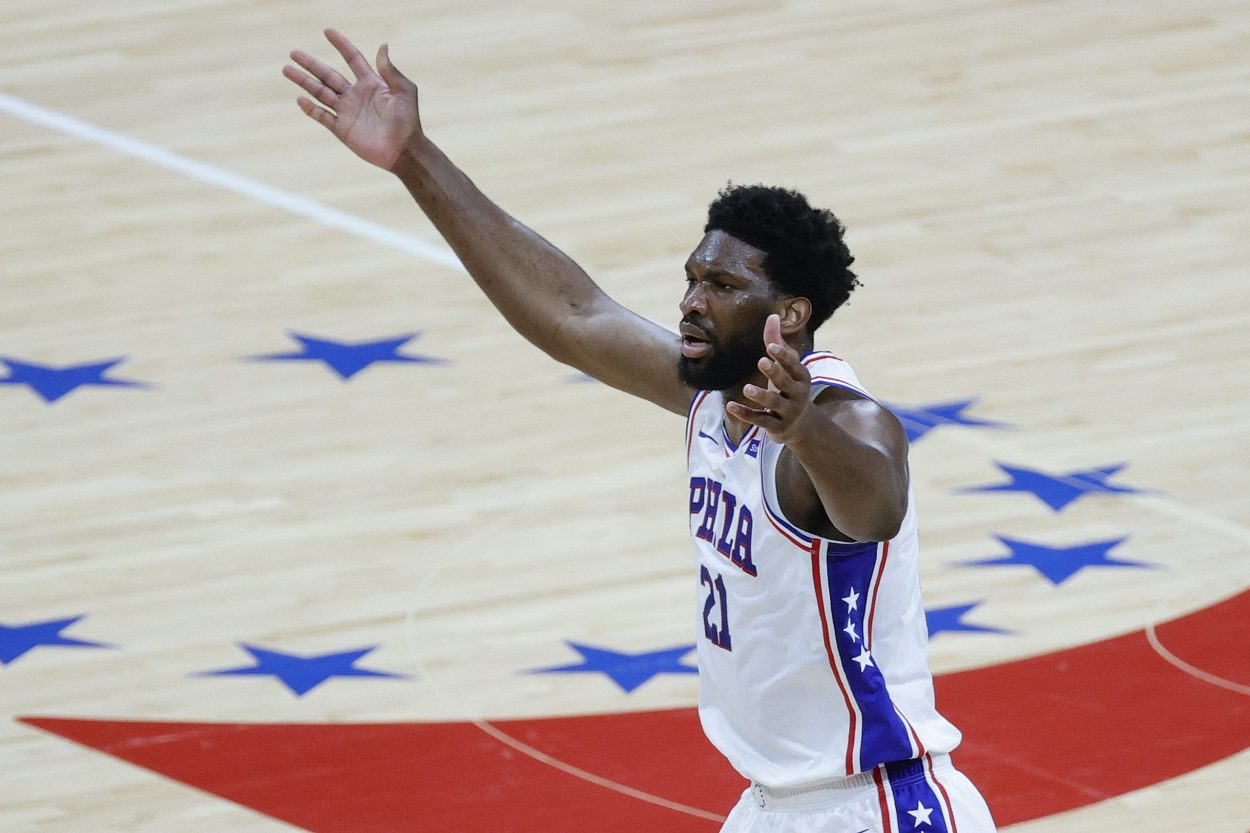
[0,356,149,403]
[887,398,1008,443]
[197,644,407,696]
[959,461,1150,511]
[925,602,1014,638]
[1,615,113,665]
[527,641,698,693]
[959,535,1156,586]
[250,332,447,380]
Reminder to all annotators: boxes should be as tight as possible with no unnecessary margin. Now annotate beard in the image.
[677,314,769,391]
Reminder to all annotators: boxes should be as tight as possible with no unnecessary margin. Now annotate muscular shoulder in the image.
[809,386,908,455]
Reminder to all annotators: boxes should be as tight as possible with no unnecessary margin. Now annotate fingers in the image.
[283,63,339,109]
[325,28,376,81]
[757,312,807,385]
[288,48,351,96]
[376,42,416,94]
[742,382,786,412]
[295,96,337,129]
[376,43,391,81]
[734,313,812,438]
[733,368,803,439]
[720,314,816,438]
[763,313,784,348]
[762,332,807,384]
[756,353,806,400]
[725,400,784,428]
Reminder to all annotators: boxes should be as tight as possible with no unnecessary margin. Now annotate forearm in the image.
[391,137,604,362]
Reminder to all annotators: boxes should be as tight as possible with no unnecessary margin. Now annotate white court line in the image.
[1145,621,1250,698]
[6,90,1247,550]
[0,90,463,270]
[469,717,727,823]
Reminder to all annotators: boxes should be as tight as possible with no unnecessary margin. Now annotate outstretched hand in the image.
[283,29,422,171]
[726,314,814,442]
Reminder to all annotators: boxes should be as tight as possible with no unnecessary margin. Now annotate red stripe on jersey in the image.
[926,755,960,833]
[763,505,813,550]
[803,353,868,397]
[866,541,889,650]
[890,700,930,760]
[721,422,758,458]
[811,540,857,775]
[873,767,895,832]
[897,706,927,758]
[809,377,871,397]
[723,424,759,454]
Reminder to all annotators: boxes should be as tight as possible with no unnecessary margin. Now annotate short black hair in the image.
[705,184,858,332]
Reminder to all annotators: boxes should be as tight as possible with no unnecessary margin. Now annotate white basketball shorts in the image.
[719,754,997,833]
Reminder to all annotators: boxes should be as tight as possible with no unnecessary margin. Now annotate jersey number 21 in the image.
[701,566,732,650]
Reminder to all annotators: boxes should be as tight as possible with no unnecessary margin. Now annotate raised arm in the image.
[283,29,693,414]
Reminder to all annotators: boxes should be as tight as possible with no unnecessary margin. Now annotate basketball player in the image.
[284,29,998,833]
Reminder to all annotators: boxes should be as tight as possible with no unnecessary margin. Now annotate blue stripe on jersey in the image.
[884,759,951,833]
[824,545,916,771]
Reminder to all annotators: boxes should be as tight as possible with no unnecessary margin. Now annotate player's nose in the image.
[680,282,708,317]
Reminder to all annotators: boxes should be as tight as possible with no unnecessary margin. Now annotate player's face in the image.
[677,231,778,391]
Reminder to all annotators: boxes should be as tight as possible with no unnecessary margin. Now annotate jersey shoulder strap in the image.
[801,351,874,402]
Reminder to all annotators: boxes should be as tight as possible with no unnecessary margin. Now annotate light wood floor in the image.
[2,0,1248,830]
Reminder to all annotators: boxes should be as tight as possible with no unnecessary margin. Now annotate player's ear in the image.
[778,297,811,336]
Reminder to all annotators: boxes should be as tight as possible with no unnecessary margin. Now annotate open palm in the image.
[283,29,422,171]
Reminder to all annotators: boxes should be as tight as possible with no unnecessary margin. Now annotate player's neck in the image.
[720,369,768,446]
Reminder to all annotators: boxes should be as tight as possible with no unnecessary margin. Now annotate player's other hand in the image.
[727,314,813,443]
[283,29,422,172]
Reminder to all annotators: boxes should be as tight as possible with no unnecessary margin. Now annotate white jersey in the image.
[685,351,962,788]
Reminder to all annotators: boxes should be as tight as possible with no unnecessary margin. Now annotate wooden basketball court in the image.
[2,1,1247,830]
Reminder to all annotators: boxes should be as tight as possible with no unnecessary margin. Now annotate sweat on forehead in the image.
[687,231,769,275]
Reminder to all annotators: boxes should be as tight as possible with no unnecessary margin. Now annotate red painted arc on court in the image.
[20,589,1250,832]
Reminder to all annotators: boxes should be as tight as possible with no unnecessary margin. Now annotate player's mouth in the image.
[680,322,713,359]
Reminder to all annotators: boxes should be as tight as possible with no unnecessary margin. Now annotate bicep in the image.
[554,299,695,416]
